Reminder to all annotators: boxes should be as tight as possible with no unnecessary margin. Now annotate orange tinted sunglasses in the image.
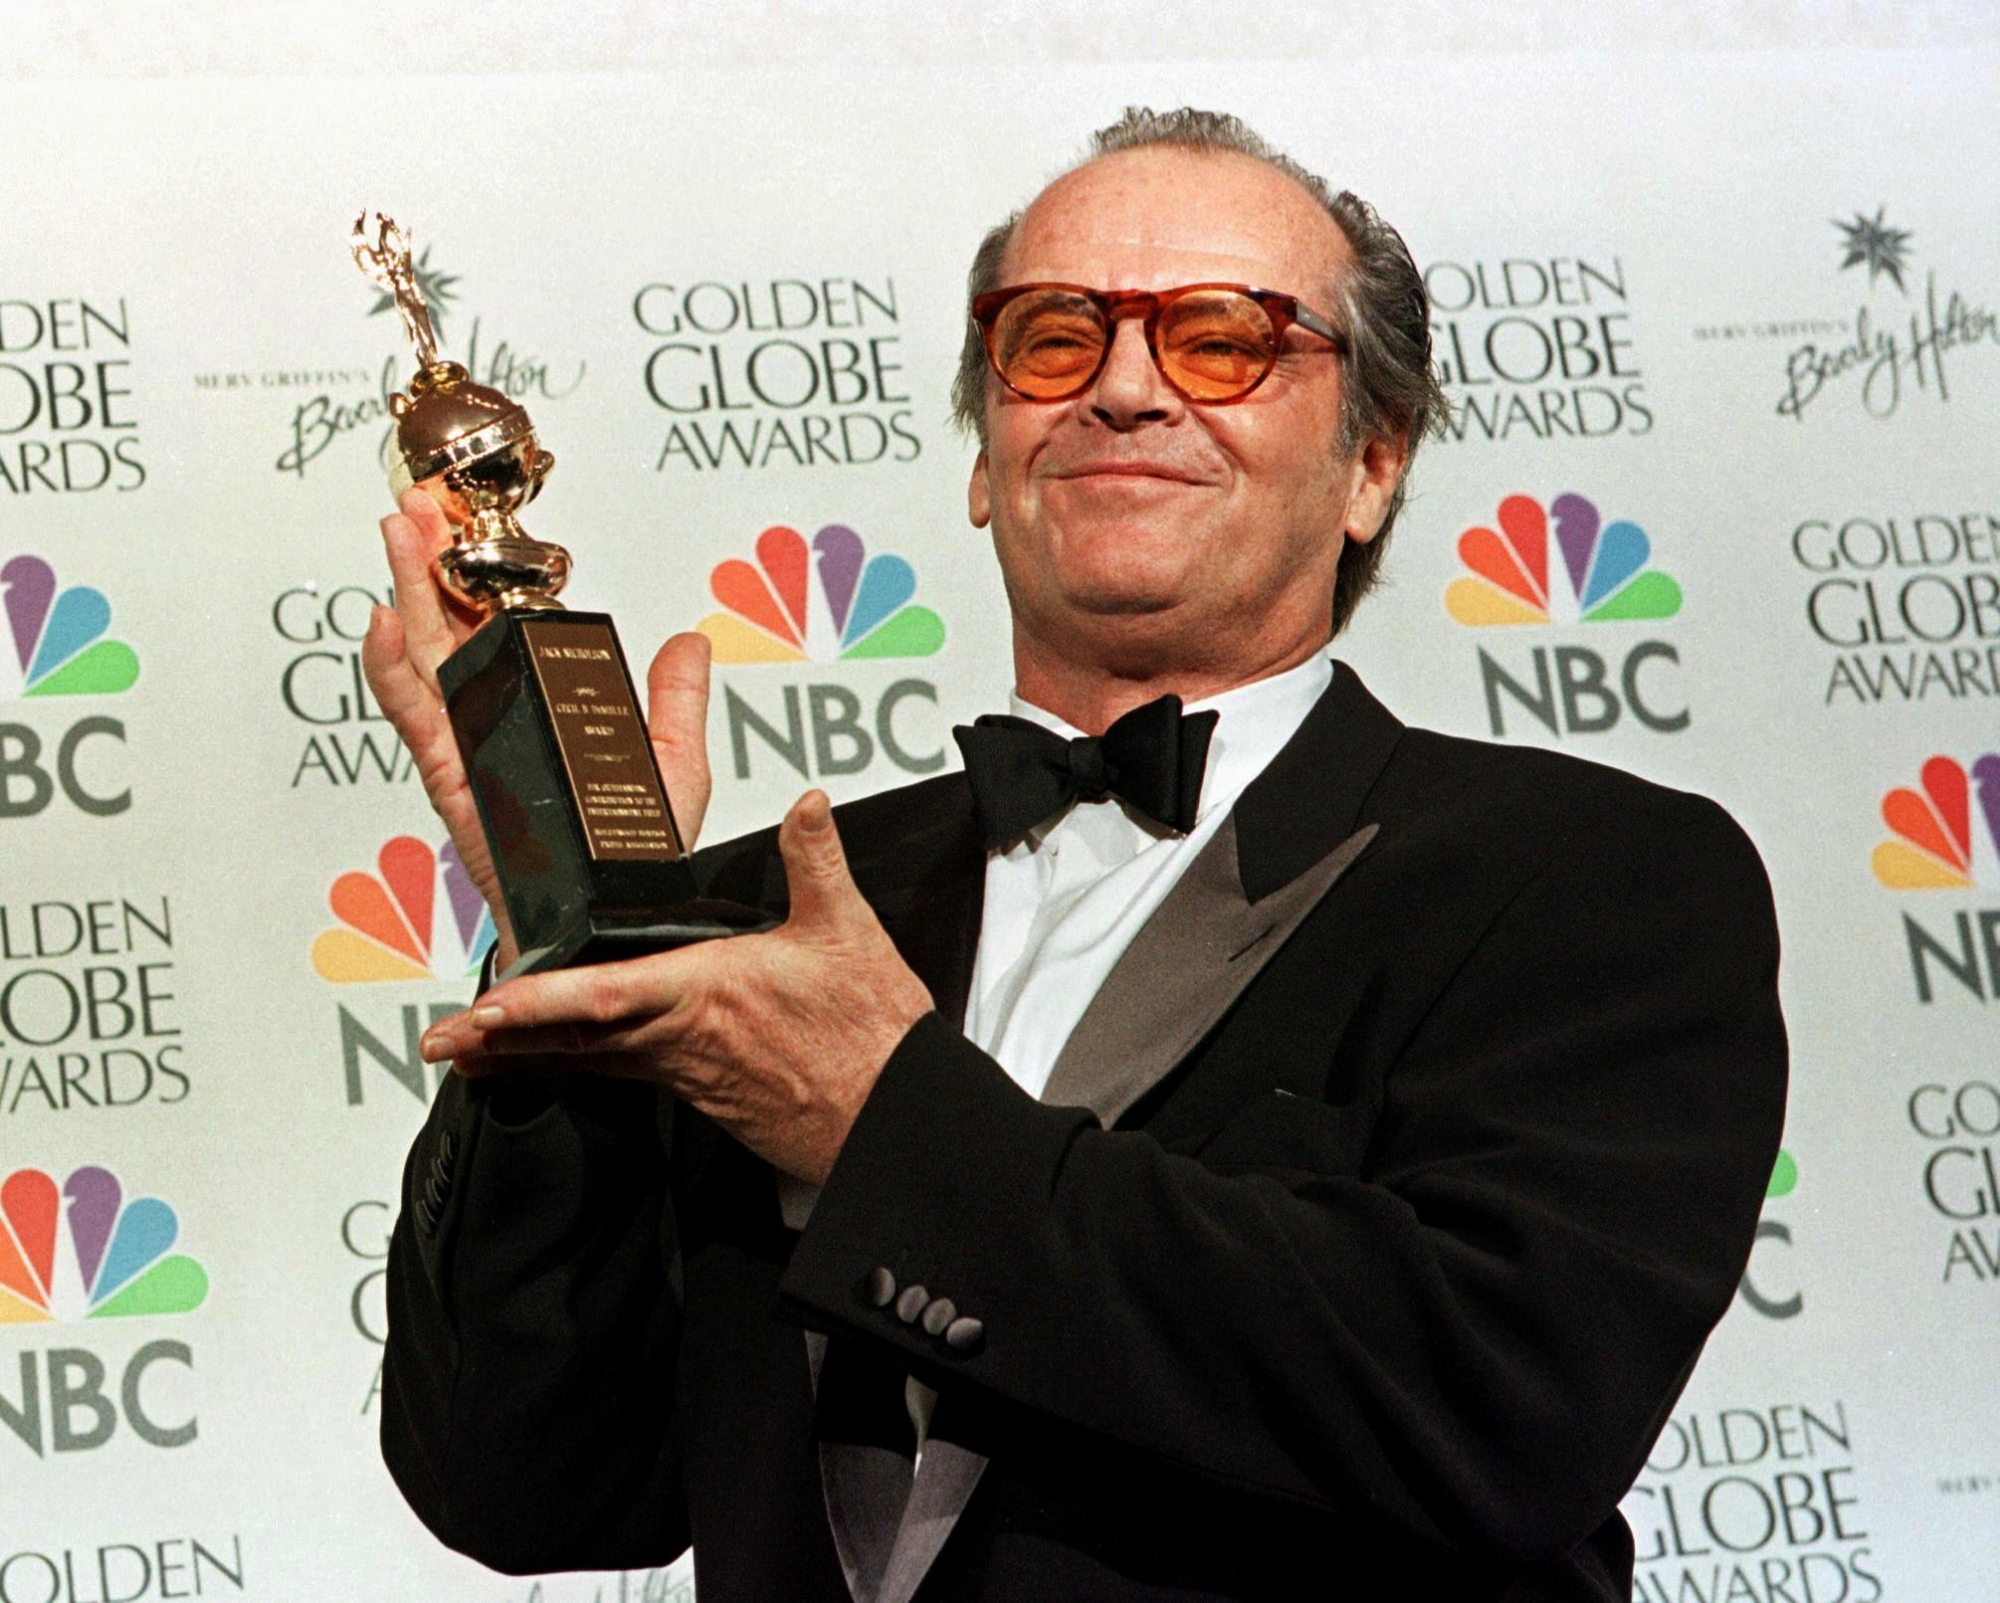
[972,281,1345,404]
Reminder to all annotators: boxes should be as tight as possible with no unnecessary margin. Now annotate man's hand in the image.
[417,790,935,1186]
[359,487,715,971]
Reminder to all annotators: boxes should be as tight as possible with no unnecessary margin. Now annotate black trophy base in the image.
[499,896,779,980]
[439,606,777,978]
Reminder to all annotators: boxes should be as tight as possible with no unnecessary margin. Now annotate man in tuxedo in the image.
[369,109,1787,1601]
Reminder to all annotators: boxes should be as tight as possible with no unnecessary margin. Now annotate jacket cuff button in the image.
[858,1266,897,1308]
[894,1285,929,1324]
[943,1316,985,1355]
[920,1297,957,1337]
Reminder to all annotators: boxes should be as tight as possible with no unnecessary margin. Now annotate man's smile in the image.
[1037,450,1226,491]
[1050,461,1207,482]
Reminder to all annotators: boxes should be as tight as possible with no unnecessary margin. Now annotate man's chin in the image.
[1043,545,1201,618]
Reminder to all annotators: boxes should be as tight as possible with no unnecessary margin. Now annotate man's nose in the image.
[1085,317,1180,430]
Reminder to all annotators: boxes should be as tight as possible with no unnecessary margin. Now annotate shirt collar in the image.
[1005,653,1333,824]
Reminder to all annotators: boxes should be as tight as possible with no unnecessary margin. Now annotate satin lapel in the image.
[804,1347,994,1603]
[1037,660,1402,1128]
[805,1332,991,1603]
[806,1330,915,1603]
[874,1433,989,1603]
[1039,815,1378,1128]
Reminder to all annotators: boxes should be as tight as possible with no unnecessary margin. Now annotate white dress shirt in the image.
[905,653,1332,1460]
[963,653,1333,1097]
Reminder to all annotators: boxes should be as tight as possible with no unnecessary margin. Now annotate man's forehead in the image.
[1004,148,1346,289]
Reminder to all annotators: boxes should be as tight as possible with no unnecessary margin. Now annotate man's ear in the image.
[968,448,992,529]
[1342,430,1409,546]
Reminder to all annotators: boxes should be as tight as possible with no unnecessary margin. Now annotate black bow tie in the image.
[952,694,1219,852]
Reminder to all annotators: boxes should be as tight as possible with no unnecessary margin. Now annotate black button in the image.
[894,1285,929,1324]
[943,1316,985,1354]
[858,1267,897,1308]
[921,1297,957,1337]
[440,1128,459,1164]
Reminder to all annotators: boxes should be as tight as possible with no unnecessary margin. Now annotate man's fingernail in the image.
[802,791,833,832]
[470,1005,505,1028]
[419,1033,450,1062]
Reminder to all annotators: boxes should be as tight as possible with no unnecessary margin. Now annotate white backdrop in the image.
[2,42,1997,1603]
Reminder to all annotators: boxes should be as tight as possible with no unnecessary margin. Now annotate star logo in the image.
[1832,206,1913,294]
[365,244,461,341]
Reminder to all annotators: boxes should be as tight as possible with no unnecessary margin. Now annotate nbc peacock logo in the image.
[1445,493,1688,740]
[1445,493,1682,628]
[1,555,140,699]
[697,524,944,664]
[1875,755,2000,1006]
[0,1165,207,1325]
[1872,756,2000,890]
[310,836,496,983]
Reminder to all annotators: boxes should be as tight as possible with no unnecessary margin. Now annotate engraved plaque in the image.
[523,617,683,862]
[439,608,773,976]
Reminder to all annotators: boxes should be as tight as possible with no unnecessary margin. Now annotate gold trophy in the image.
[354,214,770,976]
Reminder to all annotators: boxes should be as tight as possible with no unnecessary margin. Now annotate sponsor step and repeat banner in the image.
[2,53,1995,1601]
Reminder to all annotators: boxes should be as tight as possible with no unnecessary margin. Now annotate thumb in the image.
[778,790,867,934]
[647,632,713,848]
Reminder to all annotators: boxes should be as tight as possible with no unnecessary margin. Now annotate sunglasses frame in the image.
[971,281,1347,405]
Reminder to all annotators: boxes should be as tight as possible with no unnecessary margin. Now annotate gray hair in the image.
[950,106,1448,636]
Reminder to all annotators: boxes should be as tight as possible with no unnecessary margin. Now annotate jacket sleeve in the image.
[775,791,1789,1564]
[379,950,690,1575]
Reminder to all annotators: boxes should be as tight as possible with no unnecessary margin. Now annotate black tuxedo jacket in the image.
[380,663,1787,1602]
